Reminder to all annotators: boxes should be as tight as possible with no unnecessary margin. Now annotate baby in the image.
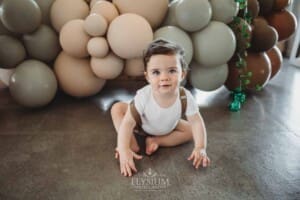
[111,39,210,177]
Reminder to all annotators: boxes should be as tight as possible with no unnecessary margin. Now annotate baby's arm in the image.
[117,106,142,176]
[187,112,210,169]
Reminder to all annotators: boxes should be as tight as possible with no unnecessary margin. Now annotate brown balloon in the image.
[273,0,291,11]
[225,57,245,91]
[250,17,278,52]
[266,9,297,41]
[248,0,260,18]
[225,52,271,91]
[266,45,283,79]
[258,0,275,16]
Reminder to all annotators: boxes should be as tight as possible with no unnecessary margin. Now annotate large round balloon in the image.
[124,58,145,77]
[225,52,271,91]
[54,51,106,97]
[175,0,212,32]
[192,21,236,67]
[266,9,297,41]
[0,8,14,35]
[266,45,283,79]
[1,0,41,34]
[228,17,252,54]
[0,35,26,69]
[34,0,55,25]
[50,0,89,32]
[250,17,278,52]
[258,0,275,16]
[154,26,193,64]
[91,52,124,79]
[189,61,228,91]
[113,0,168,29]
[60,19,90,58]
[107,13,153,59]
[9,60,57,107]
[210,0,239,24]
[22,25,61,62]
[273,0,291,11]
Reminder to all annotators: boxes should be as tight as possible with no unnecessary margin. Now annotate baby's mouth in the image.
[160,84,171,87]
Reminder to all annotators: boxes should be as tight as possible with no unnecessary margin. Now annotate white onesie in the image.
[134,85,199,136]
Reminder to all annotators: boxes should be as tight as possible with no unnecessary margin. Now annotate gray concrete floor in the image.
[0,62,300,200]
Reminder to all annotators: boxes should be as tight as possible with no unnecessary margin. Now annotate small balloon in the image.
[266,9,297,41]
[266,45,283,79]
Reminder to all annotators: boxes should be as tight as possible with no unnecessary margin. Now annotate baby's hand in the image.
[188,147,210,169]
[116,148,143,177]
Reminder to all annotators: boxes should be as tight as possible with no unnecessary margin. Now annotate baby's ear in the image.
[181,70,187,80]
[144,71,149,82]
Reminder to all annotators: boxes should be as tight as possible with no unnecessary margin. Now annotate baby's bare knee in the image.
[111,102,128,116]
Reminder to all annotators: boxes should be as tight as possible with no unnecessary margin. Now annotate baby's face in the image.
[145,54,185,96]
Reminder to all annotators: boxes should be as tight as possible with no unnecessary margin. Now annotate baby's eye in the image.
[152,70,160,75]
[169,69,178,74]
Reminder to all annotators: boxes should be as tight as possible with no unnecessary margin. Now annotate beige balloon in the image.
[91,1,119,24]
[60,19,90,58]
[84,13,108,36]
[54,51,106,97]
[107,13,153,59]
[87,37,109,58]
[91,52,124,79]
[90,0,103,8]
[50,0,89,32]
[113,0,168,29]
[124,57,145,77]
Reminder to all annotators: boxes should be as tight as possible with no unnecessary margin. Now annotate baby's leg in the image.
[146,119,193,155]
[110,102,140,152]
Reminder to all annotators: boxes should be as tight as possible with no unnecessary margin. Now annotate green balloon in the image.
[23,25,61,62]
[1,0,41,34]
[154,26,193,64]
[189,61,228,91]
[9,60,57,108]
[0,35,26,69]
[33,0,55,25]
[0,6,11,35]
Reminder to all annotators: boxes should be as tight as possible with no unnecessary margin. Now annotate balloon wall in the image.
[0,0,297,110]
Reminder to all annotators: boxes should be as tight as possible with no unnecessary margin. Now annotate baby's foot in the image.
[145,137,159,155]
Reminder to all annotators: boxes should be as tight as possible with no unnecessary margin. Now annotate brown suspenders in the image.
[130,87,187,126]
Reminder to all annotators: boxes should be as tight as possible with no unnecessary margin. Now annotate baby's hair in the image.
[143,39,188,71]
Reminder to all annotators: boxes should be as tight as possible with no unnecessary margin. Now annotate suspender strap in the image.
[179,87,187,118]
[130,100,142,126]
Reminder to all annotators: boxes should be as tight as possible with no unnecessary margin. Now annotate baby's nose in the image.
[160,75,170,81]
